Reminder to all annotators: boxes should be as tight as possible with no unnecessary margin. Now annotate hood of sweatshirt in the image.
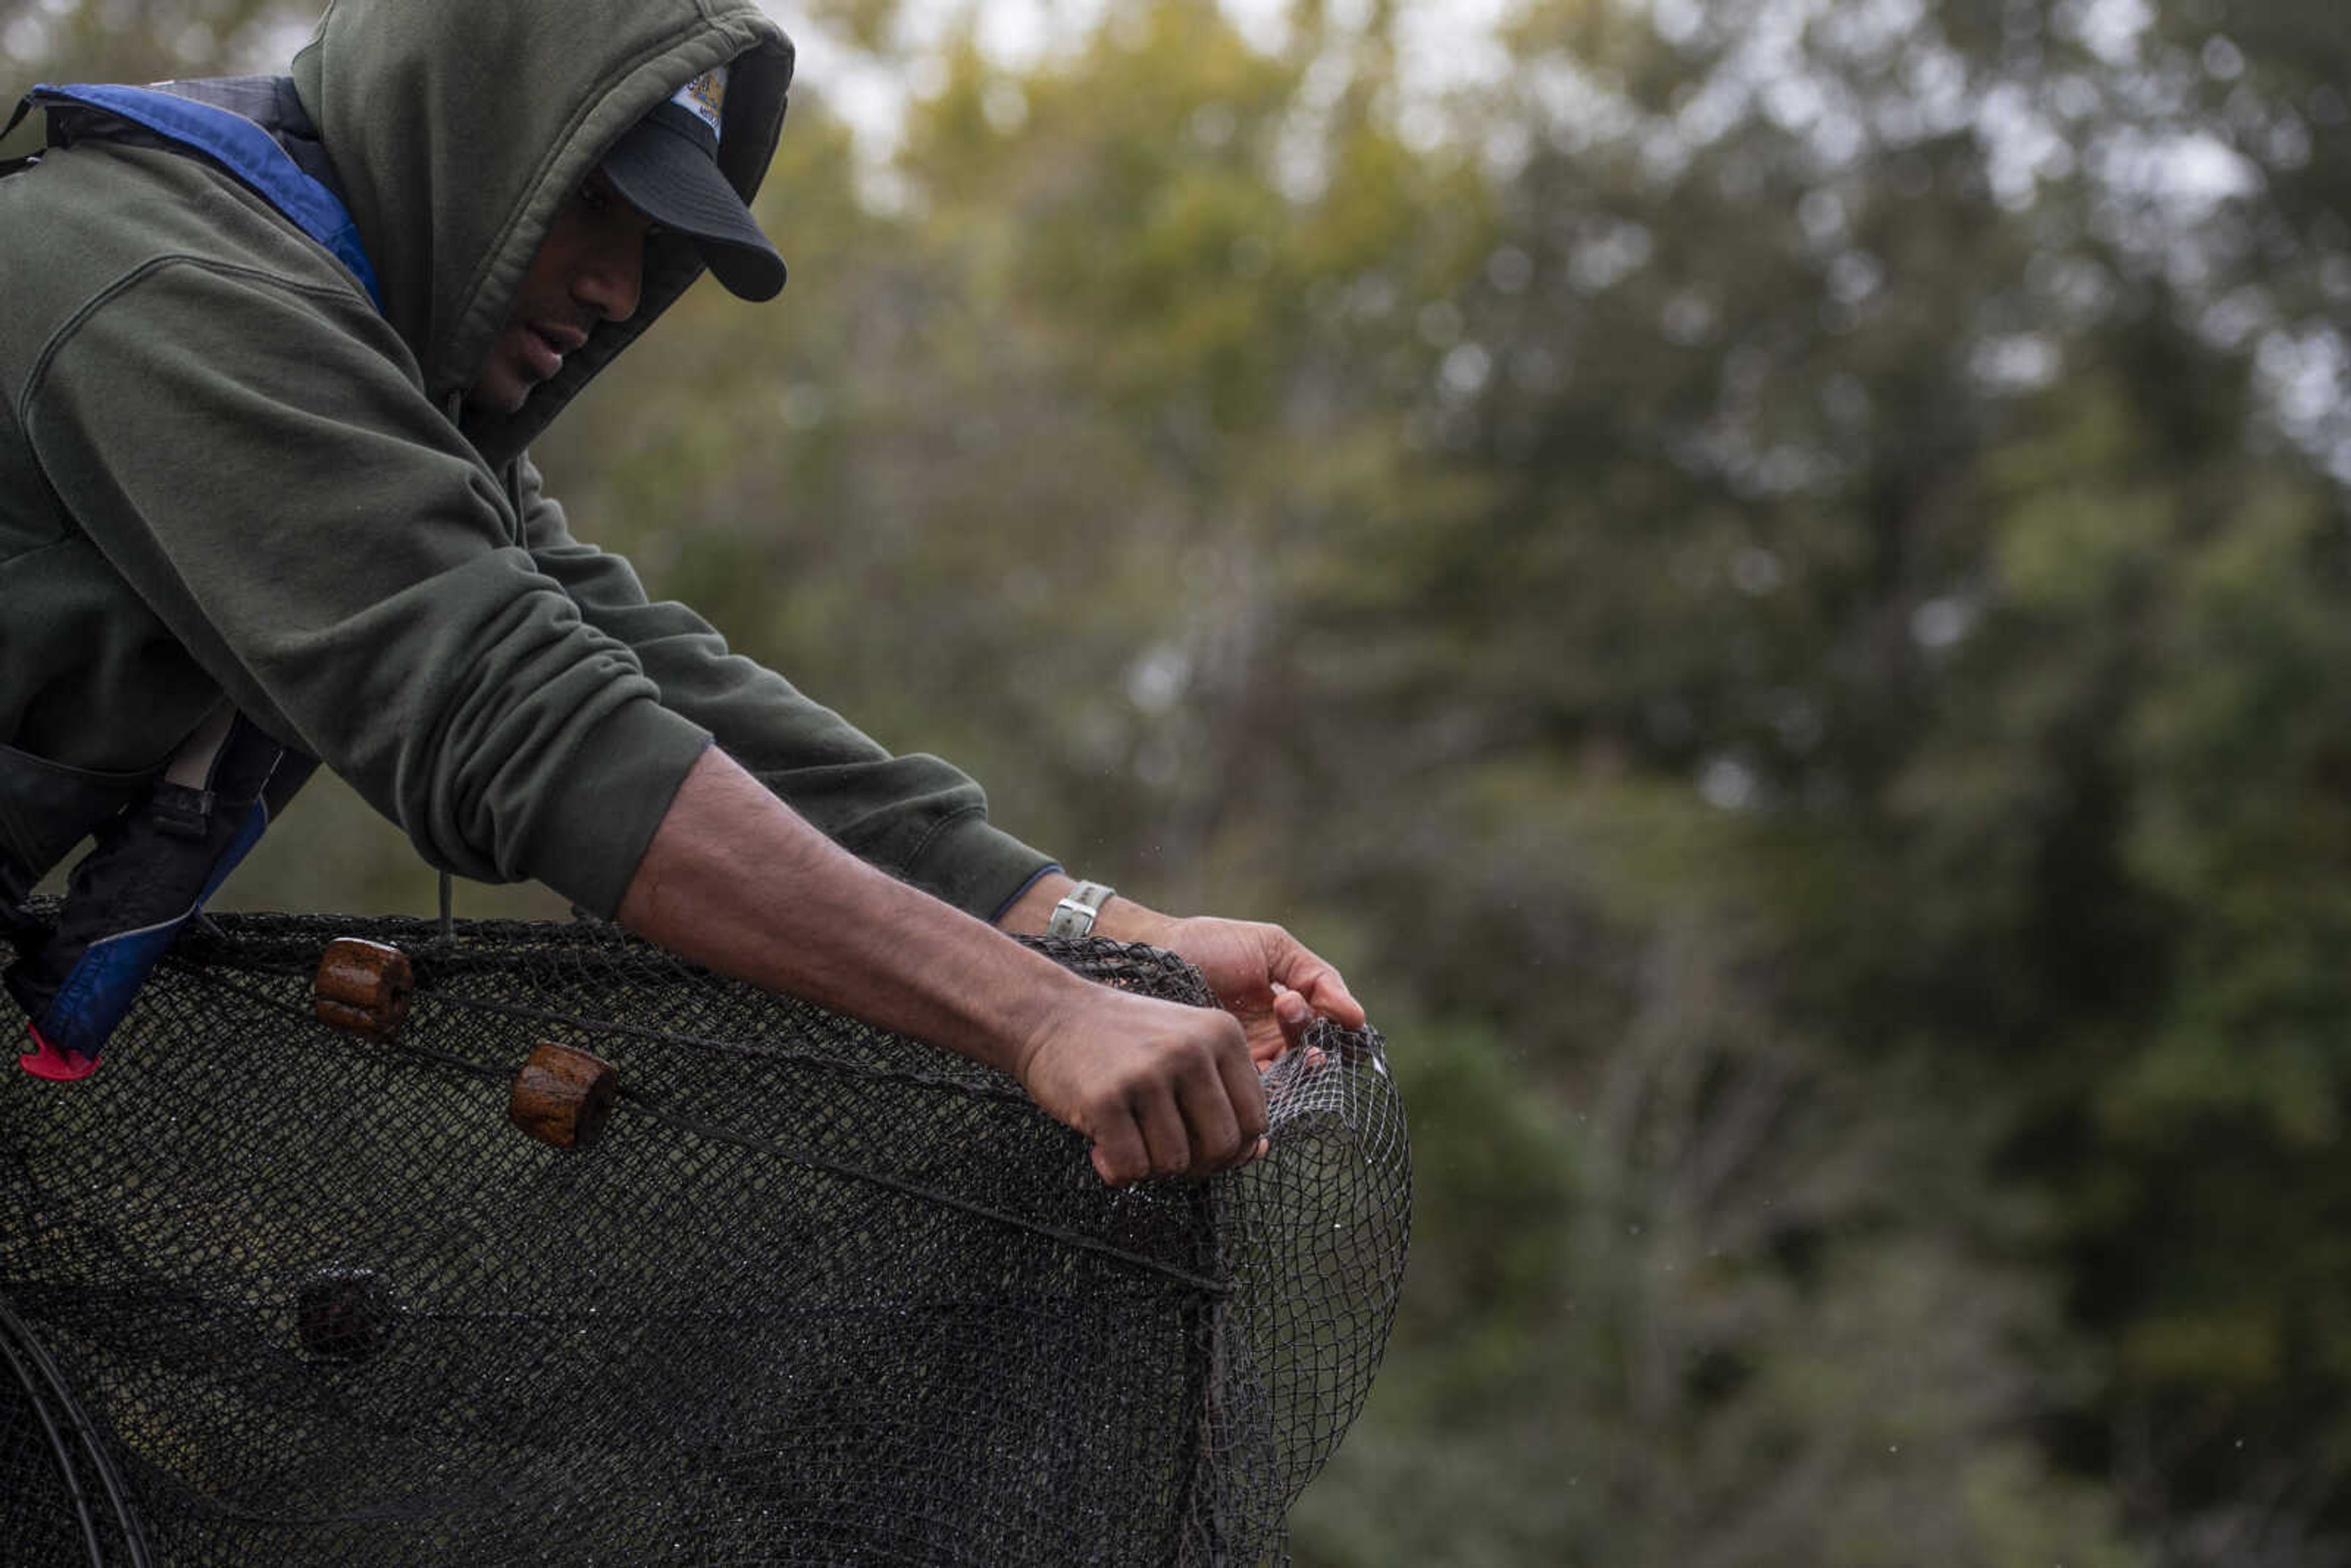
[287,0,793,467]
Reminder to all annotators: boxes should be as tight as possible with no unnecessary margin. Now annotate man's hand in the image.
[1149,917,1365,1065]
[1014,985,1269,1185]
[998,876,1367,1065]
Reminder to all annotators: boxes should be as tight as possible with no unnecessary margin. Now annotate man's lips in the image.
[522,324,588,380]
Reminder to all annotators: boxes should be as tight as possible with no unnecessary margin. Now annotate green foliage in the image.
[0,0,307,93]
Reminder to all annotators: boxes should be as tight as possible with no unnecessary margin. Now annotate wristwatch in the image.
[1048,880,1116,939]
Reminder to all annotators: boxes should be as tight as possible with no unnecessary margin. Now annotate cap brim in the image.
[604,108,787,302]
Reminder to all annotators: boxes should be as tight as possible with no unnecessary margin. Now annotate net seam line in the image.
[617,1092,1238,1299]
[168,926,1209,1108]
[160,946,1052,1105]
[0,1293,152,1567]
[409,988,1039,1107]
[171,928,1217,1107]
[0,1309,107,1566]
[184,967,1238,1300]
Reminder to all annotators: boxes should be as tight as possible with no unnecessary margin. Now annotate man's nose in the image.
[576,233,643,324]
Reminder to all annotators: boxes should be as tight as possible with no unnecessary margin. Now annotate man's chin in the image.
[462,373,532,416]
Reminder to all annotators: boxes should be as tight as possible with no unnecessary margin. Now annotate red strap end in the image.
[20,1024,100,1082]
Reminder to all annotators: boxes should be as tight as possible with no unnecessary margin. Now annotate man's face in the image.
[467,170,657,414]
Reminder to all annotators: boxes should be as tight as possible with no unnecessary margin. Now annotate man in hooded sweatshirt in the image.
[0,0,1362,1186]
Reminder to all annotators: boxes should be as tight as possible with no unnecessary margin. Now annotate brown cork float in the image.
[310,937,414,1040]
[508,1041,620,1150]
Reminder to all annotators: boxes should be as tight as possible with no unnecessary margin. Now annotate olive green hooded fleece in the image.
[0,0,1052,919]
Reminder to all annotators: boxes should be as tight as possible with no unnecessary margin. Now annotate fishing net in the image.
[0,911,1409,1566]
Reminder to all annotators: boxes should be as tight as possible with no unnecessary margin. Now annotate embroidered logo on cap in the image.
[673,67,727,141]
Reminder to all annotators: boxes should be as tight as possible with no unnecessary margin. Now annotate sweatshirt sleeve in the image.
[513,456,1057,920]
[20,257,713,918]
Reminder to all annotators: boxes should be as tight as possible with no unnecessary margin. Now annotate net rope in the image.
[0,911,1410,1566]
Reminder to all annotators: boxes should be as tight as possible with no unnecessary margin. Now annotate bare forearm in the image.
[617,748,1087,1078]
[617,748,1281,1186]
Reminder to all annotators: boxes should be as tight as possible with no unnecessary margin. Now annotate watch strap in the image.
[1047,880,1116,939]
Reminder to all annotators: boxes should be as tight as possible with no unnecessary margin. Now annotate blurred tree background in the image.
[10,0,2351,1560]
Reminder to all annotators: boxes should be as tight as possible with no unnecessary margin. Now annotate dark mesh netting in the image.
[0,912,1409,1566]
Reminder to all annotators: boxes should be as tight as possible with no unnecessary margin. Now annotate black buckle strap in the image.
[149,785,213,841]
[0,856,36,936]
[0,94,38,182]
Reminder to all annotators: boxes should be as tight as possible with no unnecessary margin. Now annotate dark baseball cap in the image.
[602,66,787,301]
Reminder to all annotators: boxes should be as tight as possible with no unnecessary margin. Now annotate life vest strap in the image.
[5,717,313,1078]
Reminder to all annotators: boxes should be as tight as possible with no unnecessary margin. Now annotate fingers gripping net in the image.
[0,913,1409,1566]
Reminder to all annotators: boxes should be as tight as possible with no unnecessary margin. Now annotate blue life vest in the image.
[0,78,381,1078]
